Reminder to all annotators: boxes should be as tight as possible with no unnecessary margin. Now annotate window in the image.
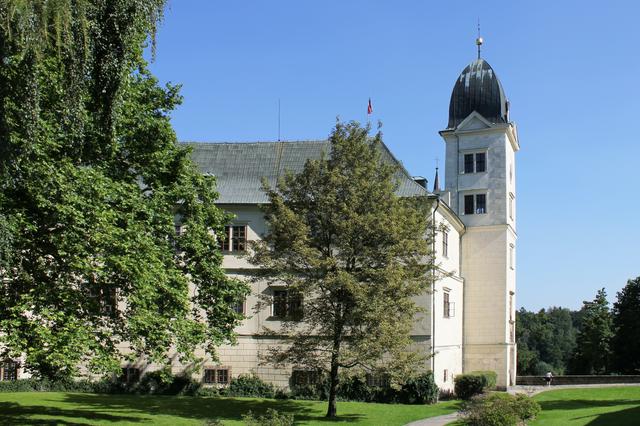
[220,225,247,252]
[204,367,230,384]
[121,367,140,383]
[442,230,449,258]
[443,292,450,318]
[89,286,117,315]
[291,369,320,386]
[463,152,486,173]
[272,289,303,320]
[464,193,487,215]
[366,373,390,388]
[509,244,515,270]
[0,361,18,381]
[232,298,245,315]
[443,369,448,382]
[509,193,515,220]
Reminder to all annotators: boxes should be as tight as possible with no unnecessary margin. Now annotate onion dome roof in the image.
[448,58,509,129]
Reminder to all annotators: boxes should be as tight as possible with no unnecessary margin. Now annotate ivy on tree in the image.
[250,121,435,418]
[0,1,248,379]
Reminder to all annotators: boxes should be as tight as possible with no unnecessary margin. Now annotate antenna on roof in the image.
[277,98,281,141]
[476,18,483,59]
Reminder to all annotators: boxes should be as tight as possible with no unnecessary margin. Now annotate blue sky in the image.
[148,0,639,311]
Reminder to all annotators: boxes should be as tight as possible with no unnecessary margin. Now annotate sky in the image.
[147,0,640,311]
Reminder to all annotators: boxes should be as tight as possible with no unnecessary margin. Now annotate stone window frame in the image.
[462,151,487,174]
[204,366,231,385]
[220,224,248,253]
[0,360,19,381]
[270,288,303,320]
[121,366,141,384]
[463,192,487,215]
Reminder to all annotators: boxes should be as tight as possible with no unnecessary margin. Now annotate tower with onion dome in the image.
[439,37,519,388]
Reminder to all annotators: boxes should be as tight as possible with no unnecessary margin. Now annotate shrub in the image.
[401,372,439,404]
[289,382,324,400]
[223,373,275,398]
[461,392,541,426]
[241,409,294,426]
[195,387,220,397]
[455,371,497,400]
[512,393,541,421]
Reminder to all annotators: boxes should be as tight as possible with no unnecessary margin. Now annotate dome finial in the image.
[476,18,483,59]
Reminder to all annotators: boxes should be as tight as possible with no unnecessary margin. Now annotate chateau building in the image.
[181,51,519,391]
[1,51,519,391]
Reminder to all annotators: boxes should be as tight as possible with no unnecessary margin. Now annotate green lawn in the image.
[0,392,460,425]
[530,386,640,425]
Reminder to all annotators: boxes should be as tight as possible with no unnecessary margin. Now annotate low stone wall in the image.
[517,375,640,386]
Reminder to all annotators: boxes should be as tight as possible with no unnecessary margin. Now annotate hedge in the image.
[454,371,498,400]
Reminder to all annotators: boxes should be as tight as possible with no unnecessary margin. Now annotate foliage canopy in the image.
[0,0,248,379]
[250,121,435,417]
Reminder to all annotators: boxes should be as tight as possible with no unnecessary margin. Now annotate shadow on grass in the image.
[0,400,141,425]
[539,398,640,412]
[62,393,364,423]
[539,399,640,426]
[587,405,640,425]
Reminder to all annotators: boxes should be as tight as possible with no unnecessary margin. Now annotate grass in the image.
[530,386,640,425]
[0,392,460,425]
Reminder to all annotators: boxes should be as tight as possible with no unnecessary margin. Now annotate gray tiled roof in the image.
[183,140,430,204]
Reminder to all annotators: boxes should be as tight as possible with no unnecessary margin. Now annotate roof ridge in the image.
[181,140,327,146]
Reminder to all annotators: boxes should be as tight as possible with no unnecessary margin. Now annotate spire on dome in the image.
[433,167,441,193]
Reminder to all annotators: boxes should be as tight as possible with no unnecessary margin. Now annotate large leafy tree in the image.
[516,307,577,375]
[568,288,613,375]
[611,277,640,374]
[251,121,434,418]
[0,1,248,379]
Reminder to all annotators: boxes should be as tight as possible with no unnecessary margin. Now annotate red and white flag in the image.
[367,98,373,115]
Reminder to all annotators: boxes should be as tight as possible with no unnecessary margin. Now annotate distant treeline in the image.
[517,276,640,376]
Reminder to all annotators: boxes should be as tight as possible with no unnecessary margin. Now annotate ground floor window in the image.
[121,367,141,383]
[0,361,18,381]
[365,373,390,388]
[204,367,230,385]
[291,369,320,386]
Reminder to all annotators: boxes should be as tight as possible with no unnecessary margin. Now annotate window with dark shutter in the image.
[464,195,475,215]
[476,194,486,214]
[464,154,474,173]
[475,153,486,172]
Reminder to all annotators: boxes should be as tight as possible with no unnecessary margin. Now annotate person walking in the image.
[544,371,553,386]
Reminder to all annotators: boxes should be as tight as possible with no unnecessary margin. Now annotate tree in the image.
[0,1,248,379]
[250,121,434,418]
[568,289,613,375]
[611,277,640,374]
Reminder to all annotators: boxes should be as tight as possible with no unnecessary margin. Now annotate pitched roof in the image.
[183,140,430,204]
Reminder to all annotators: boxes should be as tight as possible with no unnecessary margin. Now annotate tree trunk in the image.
[326,318,343,418]
[326,354,340,418]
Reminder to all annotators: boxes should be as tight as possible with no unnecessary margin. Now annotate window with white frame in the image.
[509,193,515,220]
[443,291,455,318]
[272,289,303,320]
[463,152,486,174]
[464,193,487,215]
[220,225,247,252]
[0,361,18,381]
[509,244,515,270]
[442,230,449,258]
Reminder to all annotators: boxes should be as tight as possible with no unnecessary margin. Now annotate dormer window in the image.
[463,152,486,174]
